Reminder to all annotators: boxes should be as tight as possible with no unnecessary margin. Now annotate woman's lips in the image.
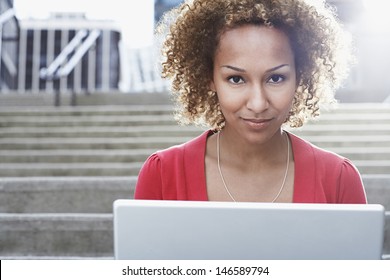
[242,117,273,129]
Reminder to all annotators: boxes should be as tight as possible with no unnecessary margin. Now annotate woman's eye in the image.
[268,74,285,84]
[228,76,244,84]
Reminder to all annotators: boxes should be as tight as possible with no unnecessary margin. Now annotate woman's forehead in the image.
[215,25,294,59]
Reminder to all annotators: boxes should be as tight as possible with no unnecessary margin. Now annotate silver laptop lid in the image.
[113,200,385,260]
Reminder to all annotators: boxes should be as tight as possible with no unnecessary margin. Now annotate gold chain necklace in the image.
[216,131,290,202]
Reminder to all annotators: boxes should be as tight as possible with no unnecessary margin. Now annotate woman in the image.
[134,0,367,203]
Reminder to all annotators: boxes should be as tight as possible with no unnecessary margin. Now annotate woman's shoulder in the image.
[288,131,347,164]
[154,129,212,160]
[136,129,211,200]
[288,131,366,203]
[288,131,361,177]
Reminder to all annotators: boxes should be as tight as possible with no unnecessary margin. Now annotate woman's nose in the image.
[246,84,269,113]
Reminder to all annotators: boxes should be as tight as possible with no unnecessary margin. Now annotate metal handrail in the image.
[56,30,101,78]
[39,29,88,80]
[38,29,101,106]
[0,8,15,25]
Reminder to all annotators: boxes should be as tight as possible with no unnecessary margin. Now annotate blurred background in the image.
[0,0,389,260]
[0,0,182,97]
[0,0,389,102]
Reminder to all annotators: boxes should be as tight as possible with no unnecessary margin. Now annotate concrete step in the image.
[0,125,203,138]
[0,212,388,259]
[1,147,389,164]
[0,92,172,107]
[0,177,135,213]
[1,101,389,114]
[299,135,390,148]
[0,161,388,177]
[0,105,388,124]
[1,114,390,128]
[1,124,390,138]
[325,147,390,161]
[0,137,191,150]
[0,101,390,112]
[0,105,174,117]
[1,175,389,214]
[321,103,390,113]
[0,213,113,258]
[0,149,154,163]
[0,115,178,127]
[364,175,390,210]
[0,162,143,176]
[288,124,390,136]
[311,112,390,122]
[352,161,390,174]
[0,135,389,150]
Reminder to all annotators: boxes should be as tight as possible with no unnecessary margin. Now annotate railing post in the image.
[54,89,61,107]
[0,8,16,91]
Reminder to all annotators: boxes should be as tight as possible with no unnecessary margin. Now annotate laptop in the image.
[113,199,385,260]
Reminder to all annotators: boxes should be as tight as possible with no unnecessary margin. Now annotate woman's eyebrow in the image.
[221,65,246,72]
[266,64,290,73]
[221,64,291,73]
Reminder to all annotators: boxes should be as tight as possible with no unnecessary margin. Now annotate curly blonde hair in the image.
[156,0,353,129]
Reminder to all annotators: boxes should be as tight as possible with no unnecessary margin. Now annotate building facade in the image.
[1,0,121,95]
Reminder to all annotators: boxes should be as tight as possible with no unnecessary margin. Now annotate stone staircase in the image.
[0,96,389,259]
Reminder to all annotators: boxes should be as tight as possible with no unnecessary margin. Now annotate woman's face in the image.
[210,24,297,144]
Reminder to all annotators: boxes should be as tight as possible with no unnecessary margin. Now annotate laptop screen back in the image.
[113,200,385,260]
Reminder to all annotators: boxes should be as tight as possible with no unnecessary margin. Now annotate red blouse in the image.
[134,130,367,203]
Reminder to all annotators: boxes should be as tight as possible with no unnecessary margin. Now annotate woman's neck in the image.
[218,127,287,171]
